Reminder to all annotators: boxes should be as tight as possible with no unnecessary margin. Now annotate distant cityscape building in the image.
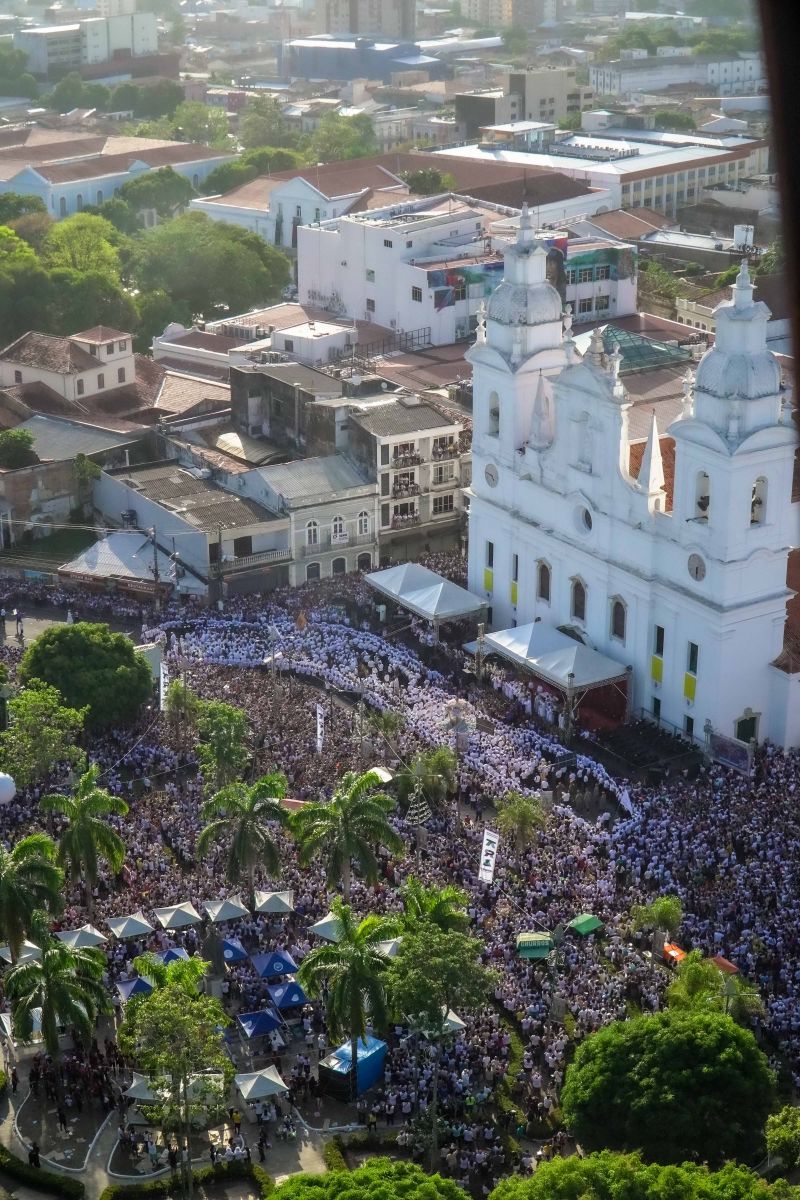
[590,52,765,99]
[14,12,158,77]
[314,0,415,41]
[456,67,593,139]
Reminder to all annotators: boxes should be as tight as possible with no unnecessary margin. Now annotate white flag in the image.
[478,829,500,884]
[159,662,169,712]
[316,703,325,753]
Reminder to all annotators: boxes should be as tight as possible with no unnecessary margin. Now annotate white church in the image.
[466,206,800,748]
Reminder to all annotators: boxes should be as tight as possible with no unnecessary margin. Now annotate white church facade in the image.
[467,207,799,747]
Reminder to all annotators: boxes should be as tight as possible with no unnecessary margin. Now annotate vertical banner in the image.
[159,661,169,712]
[316,703,325,753]
[478,829,500,884]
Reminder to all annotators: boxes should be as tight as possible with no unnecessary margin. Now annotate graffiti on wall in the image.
[427,259,504,311]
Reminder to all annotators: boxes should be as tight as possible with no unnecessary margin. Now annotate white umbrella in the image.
[56,924,108,950]
[368,766,394,783]
[106,912,154,939]
[234,1066,289,1100]
[0,941,42,965]
[254,890,295,914]
[203,897,249,924]
[153,902,202,930]
[125,1073,158,1102]
[376,937,402,958]
[443,1007,466,1033]
[308,911,342,942]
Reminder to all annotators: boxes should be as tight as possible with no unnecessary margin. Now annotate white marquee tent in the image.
[366,564,485,627]
[153,902,203,930]
[107,912,154,939]
[203,898,249,924]
[254,890,295,914]
[234,1066,289,1101]
[308,911,343,942]
[56,924,107,949]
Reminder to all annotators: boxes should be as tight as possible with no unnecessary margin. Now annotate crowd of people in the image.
[0,559,797,1181]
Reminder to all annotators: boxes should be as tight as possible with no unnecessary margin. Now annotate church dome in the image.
[486,279,563,327]
[694,347,781,400]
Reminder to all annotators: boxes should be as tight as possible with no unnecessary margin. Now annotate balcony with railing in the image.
[392,482,421,499]
[390,512,421,530]
[214,546,292,575]
[432,443,460,460]
[392,452,423,468]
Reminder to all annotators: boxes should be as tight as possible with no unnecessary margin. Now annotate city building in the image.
[459,0,513,29]
[467,208,798,746]
[589,52,765,99]
[14,12,158,77]
[456,69,593,140]
[280,37,449,84]
[314,0,415,40]
[435,125,770,218]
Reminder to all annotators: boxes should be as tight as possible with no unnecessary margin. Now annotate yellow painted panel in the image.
[510,580,518,606]
[683,672,697,702]
[483,568,494,593]
[651,655,663,683]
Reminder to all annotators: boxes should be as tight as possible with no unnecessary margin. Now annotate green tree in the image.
[0,225,36,266]
[73,452,101,511]
[194,699,250,792]
[0,835,63,960]
[0,681,86,788]
[398,876,469,933]
[239,95,299,150]
[118,973,228,1199]
[759,236,784,276]
[666,950,764,1025]
[42,213,122,277]
[494,790,545,854]
[131,950,209,997]
[8,211,54,254]
[291,769,403,902]
[118,165,194,217]
[396,746,457,819]
[766,1106,800,1171]
[136,288,191,350]
[0,194,46,223]
[0,46,38,98]
[400,168,457,196]
[19,622,153,729]
[164,676,198,742]
[40,764,128,920]
[6,936,108,1059]
[561,1009,775,1164]
[171,100,232,147]
[631,893,683,935]
[653,108,696,132]
[272,1159,470,1200]
[46,268,139,338]
[0,259,54,344]
[309,112,378,162]
[196,772,289,906]
[0,427,37,468]
[297,899,395,1098]
[503,25,529,54]
[388,926,491,1163]
[200,146,305,195]
[48,71,90,112]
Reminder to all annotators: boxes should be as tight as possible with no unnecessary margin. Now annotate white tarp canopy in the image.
[0,1007,41,1040]
[56,924,107,949]
[366,563,485,624]
[254,890,294,914]
[107,912,154,939]
[377,938,402,958]
[308,911,343,942]
[203,897,249,923]
[484,623,629,691]
[153,902,203,930]
[234,1066,289,1100]
[125,1072,224,1103]
[0,941,41,964]
[125,1073,158,1101]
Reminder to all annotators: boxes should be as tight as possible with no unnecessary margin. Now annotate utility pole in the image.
[150,526,160,609]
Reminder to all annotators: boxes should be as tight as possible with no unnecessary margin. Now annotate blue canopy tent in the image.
[267,981,307,1010]
[157,947,190,964]
[237,1010,281,1039]
[319,1035,387,1100]
[250,951,298,979]
[118,977,154,1002]
[223,938,249,964]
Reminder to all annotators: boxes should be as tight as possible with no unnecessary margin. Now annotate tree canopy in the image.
[0,427,37,468]
[0,681,86,789]
[271,1158,470,1200]
[19,622,153,729]
[560,1009,775,1164]
[309,112,378,162]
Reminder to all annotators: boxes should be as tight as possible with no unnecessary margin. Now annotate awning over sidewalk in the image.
[366,563,485,624]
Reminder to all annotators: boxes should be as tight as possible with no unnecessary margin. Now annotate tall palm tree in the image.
[297,899,396,1099]
[494,790,546,855]
[0,834,63,961]
[291,769,404,902]
[6,937,108,1059]
[368,709,404,761]
[399,877,469,934]
[196,772,289,908]
[666,949,764,1025]
[40,765,129,921]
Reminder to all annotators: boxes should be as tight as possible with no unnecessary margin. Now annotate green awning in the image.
[568,913,604,936]
[516,932,553,960]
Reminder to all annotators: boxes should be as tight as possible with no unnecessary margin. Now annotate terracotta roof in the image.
[0,331,97,372]
[31,143,226,184]
[165,330,241,352]
[628,434,675,511]
[155,372,231,416]
[463,173,594,208]
[588,208,673,239]
[72,326,132,343]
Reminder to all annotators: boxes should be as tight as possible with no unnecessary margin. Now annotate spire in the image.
[530,371,555,449]
[732,256,754,308]
[475,300,486,344]
[585,326,606,369]
[518,201,534,246]
[638,410,665,498]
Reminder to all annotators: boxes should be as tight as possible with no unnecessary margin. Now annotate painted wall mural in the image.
[427,259,504,311]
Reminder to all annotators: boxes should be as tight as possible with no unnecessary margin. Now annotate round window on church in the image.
[575,506,593,534]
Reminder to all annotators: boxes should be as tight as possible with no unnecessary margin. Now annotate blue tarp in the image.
[237,1009,281,1039]
[250,951,298,978]
[267,980,308,1009]
[118,976,154,1001]
[223,938,249,963]
[321,1035,387,1096]
[158,947,190,964]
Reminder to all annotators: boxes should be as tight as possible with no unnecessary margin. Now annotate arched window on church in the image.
[537,561,551,603]
[751,476,768,525]
[488,391,500,437]
[695,471,710,520]
[571,578,587,623]
[610,598,626,642]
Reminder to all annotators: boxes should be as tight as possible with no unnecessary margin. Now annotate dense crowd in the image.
[0,559,798,1180]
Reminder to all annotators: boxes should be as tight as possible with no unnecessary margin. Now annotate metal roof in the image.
[258,455,372,501]
[350,399,459,437]
[16,415,137,462]
[114,463,279,532]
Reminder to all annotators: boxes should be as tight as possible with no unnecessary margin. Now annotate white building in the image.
[14,12,157,75]
[589,52,765,99]
[467,208,799,746]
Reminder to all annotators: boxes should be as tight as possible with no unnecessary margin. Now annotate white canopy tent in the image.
[107,912,154,939]
[376,938,402,958]
[254,891,295,914]
[234,1066,289,1101]
[125,1073,158,1102]
[0,1007,41,1042]
[0,941,41,964]
[56,925,107,949]
[308,911,343,942]
[203,897,249,924]
[153,903,203,930]
[366,564,485,629]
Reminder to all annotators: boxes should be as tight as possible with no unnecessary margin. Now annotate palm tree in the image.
[368,709,404,761]
[399,877,469,934]
[196,772,289,908]
[40,765,129,921]
[297,899,396,1099]
[0,834,63,961]
[666,949,764,1025]
[6,937,108,1060]
[494,790,546,855]
[291,769,404,902]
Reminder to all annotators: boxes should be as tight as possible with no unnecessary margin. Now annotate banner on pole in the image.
[159,661,169,712]
[478,829,500,884]
[316,703,325,753]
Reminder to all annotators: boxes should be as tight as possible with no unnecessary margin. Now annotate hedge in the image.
[0,1144,85,1199]
[99,1159,273,1200]
[323,1140,348,1172]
